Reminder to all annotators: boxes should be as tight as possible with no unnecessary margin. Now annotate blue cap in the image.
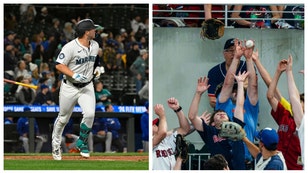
[95,107,103,112]
[41,84,49,90]
[24,107,31,112]
[224,38,235,50]
[257,128,279,150]
[42,71,50,76]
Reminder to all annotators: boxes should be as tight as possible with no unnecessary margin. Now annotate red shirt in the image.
[271,102,303,170]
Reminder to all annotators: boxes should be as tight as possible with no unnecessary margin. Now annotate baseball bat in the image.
[4,78,38,90]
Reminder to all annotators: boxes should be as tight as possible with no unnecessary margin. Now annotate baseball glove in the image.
[174,134,189,163]
[200,18,225,40]
[219,121,246,141]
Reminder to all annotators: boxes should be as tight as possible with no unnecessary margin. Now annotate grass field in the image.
[4,152,149,170]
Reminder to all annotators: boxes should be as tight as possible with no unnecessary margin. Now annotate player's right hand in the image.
[72,73,87,82]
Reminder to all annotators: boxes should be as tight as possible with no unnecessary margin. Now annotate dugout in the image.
[4,111,143,153]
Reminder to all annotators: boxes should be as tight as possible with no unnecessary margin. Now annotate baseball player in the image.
[52,19,103,160]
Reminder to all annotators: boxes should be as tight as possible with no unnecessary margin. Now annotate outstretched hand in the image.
[200,111,211,125]
[233,71,249,83]
[286,54,293,72]
[251,49,259,62]
[196,76,210,95]
[234,38,244,59]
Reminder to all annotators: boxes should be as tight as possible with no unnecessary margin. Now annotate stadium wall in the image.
[153,28,304,149]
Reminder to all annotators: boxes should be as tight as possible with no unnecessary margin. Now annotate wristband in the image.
[174,106,182,113]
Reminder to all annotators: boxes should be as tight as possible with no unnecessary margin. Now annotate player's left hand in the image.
[94,66,105,80]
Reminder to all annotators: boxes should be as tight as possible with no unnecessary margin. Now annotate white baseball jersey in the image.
[152,131,177,170]
[56,38,99,83]
[52,38,99,148]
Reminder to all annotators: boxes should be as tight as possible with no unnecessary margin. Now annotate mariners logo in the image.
[58,53,65,59]
[75,55,96,65]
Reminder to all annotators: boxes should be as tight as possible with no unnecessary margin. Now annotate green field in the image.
[4,153,149,170]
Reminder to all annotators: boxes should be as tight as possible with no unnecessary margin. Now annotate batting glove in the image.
[93,66,105,80]
[72,73,87,82]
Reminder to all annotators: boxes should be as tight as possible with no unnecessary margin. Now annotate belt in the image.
[63,79,91,88]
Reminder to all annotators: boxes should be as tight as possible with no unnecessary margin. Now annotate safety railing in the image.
[187,152,211,170]
[153,4,304,28]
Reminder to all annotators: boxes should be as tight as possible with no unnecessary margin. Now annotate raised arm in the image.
[252,49,283,101]
[167,97,190,136]
[204,4,212,20]
[269,5,282,23]
[233,71,249,122]
[152,104,167,147]
[242,136,260,158]
[243,40,258,105]
[188,76,210,131]
[285,55,303,127]
[219,39,243,103]
[267,59,287,111]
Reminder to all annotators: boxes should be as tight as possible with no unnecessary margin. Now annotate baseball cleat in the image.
[80,151,90,158]
[52,148,62,160]
[76,140,90,158]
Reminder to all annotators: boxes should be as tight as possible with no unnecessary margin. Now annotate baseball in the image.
[246,40,254,48]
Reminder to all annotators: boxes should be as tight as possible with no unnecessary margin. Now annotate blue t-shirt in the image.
[91,118,107,135]
[101,118,121,139]
[216,93,259,162]
[17,117,39,136]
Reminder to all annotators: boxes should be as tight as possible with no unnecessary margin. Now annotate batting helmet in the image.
[75,19,97,37]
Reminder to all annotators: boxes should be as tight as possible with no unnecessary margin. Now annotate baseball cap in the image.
[120,28,126,34]
[224,38,236,50]
[41,6,47,12]
[132,42,139,47]
[140,49,148,55]
[24,107,31,112]
[6,30,16,36]
[95,107,103,112]
[64,22,73,28]
[29,63,38,71]
[153,118,160,126]
[116,49,124,54]
[100,33,108,38]
[42,70,50,76]
[257,127,279,150]
[40,84,49,90]
[76,19,98,31]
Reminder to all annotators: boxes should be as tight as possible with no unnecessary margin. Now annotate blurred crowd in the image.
[4,4,149,106]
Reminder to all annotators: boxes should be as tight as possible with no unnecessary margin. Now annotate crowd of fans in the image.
[4,4,149,106]
[153,4,304,29]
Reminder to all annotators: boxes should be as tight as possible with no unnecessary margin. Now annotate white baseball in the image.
[246,40,254,48]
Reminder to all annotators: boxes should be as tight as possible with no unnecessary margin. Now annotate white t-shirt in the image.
[152,131,177,170]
